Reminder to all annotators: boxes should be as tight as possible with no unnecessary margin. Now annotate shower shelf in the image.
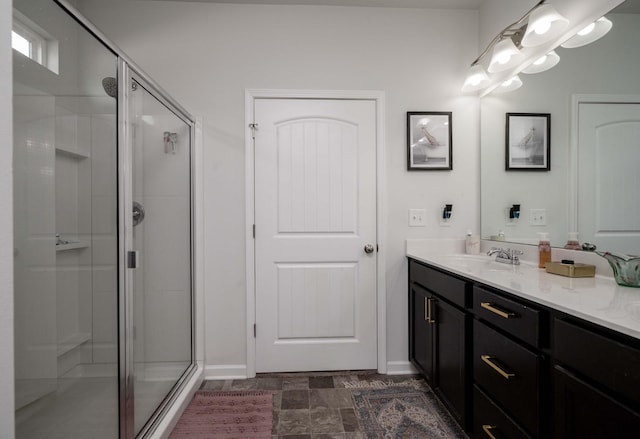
[57,332,91,357]
[55,145,90,159]
[56,241,90,252]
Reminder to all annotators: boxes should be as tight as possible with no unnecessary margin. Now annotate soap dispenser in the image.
[564,232,581,250]
[465,230,480,255]
[538,232,551,268]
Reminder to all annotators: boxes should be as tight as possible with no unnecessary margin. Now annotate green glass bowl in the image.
[597,251,640,288]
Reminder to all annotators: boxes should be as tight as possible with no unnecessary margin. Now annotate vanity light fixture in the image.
[522,50,560,74]
[462,0,567,94]
[561,16,612,49]
[493,75,523,93]
[521,3,569,47]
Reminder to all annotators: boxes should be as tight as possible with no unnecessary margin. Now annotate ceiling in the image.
[142,0,485,9]
[139,0,640,12]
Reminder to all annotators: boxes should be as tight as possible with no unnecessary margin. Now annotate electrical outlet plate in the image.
[409,209,426,227]
[530,208,547,226]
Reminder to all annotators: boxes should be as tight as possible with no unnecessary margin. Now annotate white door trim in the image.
[570,93,640,235]
[245,89,386,377]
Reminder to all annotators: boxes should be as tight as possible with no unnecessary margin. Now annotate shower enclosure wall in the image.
[12,0,198,437]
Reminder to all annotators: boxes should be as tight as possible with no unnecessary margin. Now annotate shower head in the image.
[102,77,117,98]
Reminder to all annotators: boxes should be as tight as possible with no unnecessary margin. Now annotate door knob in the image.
[364,244,375,254]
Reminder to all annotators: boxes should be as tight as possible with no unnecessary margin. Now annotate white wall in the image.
[78,0,481,373]
[0,0,14,433]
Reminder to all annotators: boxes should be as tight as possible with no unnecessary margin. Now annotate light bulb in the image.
[522,4,569,47]
[578,22,596,36]
[461,64,490,92]
[493,75,523,94]
[488,38,523,73]
[522,50,560,74]
[561,16,612,49]
[534,20,552,35]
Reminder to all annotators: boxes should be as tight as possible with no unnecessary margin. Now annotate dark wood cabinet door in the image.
[409,283,435,385]
[435,298,468,429]
[554,366,640,439]
[474,385,531,439]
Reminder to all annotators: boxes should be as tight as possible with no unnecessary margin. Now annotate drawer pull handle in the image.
[481,302,515,319]
[482,424,498,439]
[481,355,515,380]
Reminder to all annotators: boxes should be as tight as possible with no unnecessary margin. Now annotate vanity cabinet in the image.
[409,260,470,430]
[409,257,640,439]
[553,318,640,438]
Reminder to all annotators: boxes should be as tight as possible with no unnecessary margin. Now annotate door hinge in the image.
[248,123,259,139]
[252,224,256,239]
[253,323,256,338]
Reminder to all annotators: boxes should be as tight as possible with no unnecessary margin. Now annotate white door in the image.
[254,98,377,372]
[578,102,640,254]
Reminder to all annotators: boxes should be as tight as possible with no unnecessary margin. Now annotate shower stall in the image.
[12,0,197,437]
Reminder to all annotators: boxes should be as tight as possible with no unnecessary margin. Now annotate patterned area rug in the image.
[351,386,467,439]
[169,390,273,439]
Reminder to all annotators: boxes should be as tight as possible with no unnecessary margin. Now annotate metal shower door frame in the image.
[118,61,197,439]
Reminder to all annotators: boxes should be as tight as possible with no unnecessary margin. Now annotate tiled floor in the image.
[201,370,452,439]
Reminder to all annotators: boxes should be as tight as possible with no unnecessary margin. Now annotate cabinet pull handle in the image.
[424,297,429,322]
[481,355,515,380]
[425,297,436,324]
[482,424,498,439]
[481,302,515,319]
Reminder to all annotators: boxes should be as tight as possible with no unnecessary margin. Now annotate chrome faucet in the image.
[487,247,523,265]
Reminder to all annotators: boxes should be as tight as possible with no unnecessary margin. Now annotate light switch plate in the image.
[530,208,547,226]
[409,209,426,227]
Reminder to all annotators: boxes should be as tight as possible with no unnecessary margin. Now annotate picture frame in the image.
[505,113,550,171]
[407,111,452,170]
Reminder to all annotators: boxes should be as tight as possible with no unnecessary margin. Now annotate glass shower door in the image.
[13,0,119,437]
[127,75,194,436]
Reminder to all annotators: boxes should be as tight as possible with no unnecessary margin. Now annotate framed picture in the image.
[506,113,550,171]
[407,111,452,170]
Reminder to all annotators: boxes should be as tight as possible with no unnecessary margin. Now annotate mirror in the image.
[481,0,640,254]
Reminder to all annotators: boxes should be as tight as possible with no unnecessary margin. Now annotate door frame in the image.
[244,89,386,377]
[570,94,640,235]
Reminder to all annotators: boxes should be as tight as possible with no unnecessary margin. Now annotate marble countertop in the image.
[406,239,640,341]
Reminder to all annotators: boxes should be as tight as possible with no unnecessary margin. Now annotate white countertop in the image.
[406,239,640,341]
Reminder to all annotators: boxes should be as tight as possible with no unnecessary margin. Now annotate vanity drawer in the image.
[474,286,540,347]
[554,318,640,406]
[409,260,467,308]
[474,320,541,437]
[474,385,531,439]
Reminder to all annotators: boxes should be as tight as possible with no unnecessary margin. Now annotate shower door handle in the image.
[133,201,145,226]
[127,251,140,269]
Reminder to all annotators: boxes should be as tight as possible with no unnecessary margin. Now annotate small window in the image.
[12,10,58,74]
[11,30,31,58]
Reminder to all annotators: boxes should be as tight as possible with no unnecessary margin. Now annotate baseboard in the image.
[386,361,419,375]
[203,364,248,380]
[203,362,416,378]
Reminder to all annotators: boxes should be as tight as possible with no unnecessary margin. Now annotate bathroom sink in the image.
[436,254,529,273]
[438,254,493,264]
